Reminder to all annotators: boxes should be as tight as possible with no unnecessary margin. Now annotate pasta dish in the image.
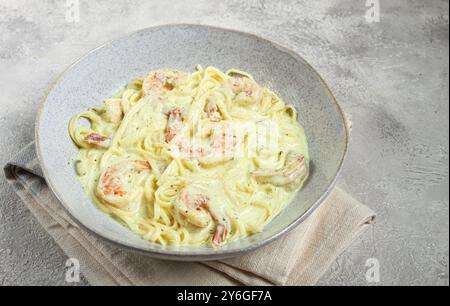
[69,66,309,247]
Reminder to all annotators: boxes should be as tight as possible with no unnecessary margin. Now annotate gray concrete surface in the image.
[0,0,448,286]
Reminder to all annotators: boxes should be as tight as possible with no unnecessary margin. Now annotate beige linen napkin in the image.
[4,142,375,286]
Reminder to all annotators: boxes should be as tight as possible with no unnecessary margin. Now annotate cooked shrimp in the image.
[170,135,209,161]
[228,76,263,104]
[198,123,238,167]
[103,99,123,124]
[84,133,111,148]
[165,108,183,143]
[205,99,221,122]
[174,185,230,246]
[174,187,211,228]
[142,69,186,96]
[210,124,238,156]
[97,160,151,207]
[252,151,309,190]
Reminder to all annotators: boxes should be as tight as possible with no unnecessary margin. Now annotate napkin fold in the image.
[4,142,375,286]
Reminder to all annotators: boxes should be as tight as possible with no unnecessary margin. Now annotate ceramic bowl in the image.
[36,24,348,260]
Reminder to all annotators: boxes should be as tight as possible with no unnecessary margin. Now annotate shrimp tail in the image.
[212,224,228,247]
[84,133,111,148]
[165,108,183,143]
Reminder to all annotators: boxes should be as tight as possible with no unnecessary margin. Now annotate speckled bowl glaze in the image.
[36,24,348,261]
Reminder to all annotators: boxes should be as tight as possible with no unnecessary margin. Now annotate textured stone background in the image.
[0,0,448,286]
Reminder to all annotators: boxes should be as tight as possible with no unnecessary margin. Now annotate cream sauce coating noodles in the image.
[69,66,309,247]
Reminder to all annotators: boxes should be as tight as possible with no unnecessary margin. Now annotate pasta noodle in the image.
[69,66,309,247]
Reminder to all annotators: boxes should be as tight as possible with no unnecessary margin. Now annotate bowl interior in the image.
[37,25,347,260]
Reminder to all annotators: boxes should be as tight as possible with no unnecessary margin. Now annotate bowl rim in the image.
[35,23,350,261]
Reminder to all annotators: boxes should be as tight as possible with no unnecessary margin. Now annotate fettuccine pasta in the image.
[69,66,309,247]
